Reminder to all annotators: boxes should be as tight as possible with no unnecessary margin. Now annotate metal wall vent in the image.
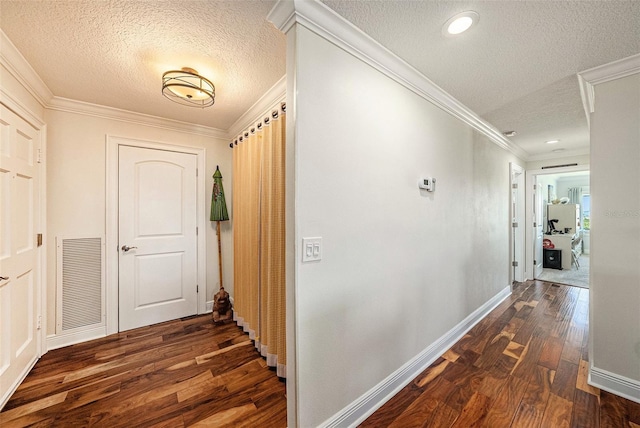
[57,237,104,332]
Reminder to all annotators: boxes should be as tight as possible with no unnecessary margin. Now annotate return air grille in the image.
[58,237,103,331]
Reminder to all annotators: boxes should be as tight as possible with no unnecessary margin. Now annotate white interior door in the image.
[534,179,544,277]
[0,105,40,407]
[118,145,197,331]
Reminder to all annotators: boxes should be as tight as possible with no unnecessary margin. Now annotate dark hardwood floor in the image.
[0,316,287,427]
[2,281,639,427]
[361,280,640,428]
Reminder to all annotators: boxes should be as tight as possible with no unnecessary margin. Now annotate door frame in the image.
[524,164,590,281]
[106,136,206,335]
[510,163,525,283]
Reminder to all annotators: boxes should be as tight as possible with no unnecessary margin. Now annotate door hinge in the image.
[196,227,199,236]
[196,168,198,177]
[512,183,518,189]
[37,148,43,164]
[534,259,537,265]
[512,222,518,228]
[512,261,519,267]
[533,184,537,190]
[533,222,537,227]
[196,285,199,293]
[37,233,43,247]
[37,315,42,330]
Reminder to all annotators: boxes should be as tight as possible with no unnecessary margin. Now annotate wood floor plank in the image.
[481,375,528,427]
[189,402,257,427]
[511,365,555,427]
[450,391,493,427]
[386,391,440,427]
[0,391,67,425]
[541,393,573,428]
[572,389,600,427]
[426,402,459,428]
[416,358,450,388]
[474,333,511,370]
[358,383,427,428]
[599,390,629,428]
[561,322,585,364]
[539,335,565,370]
[510,336,546,382]
[421,377,458,404]
[626,392,640,425]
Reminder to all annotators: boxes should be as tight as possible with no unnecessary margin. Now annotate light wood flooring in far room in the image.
[2,281,640,427]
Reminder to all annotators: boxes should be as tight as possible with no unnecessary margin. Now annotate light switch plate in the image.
[302,237,322,262]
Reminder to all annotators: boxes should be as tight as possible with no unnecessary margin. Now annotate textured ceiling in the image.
[1,0,639,157]
[0,0,286,130]
[321,0,640,158]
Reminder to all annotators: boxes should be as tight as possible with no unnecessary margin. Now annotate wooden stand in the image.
[213,220,232,323]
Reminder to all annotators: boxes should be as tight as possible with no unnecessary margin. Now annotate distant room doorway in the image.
[526,167,590,288]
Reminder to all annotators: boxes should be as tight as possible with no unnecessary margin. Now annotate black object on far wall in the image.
[543,248,562,270]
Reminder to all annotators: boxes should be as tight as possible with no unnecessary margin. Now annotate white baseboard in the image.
[320,285,512,428]
[589,365,640,404]
[46,325,107,351]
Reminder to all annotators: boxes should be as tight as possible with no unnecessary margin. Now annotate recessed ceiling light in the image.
[503,131,517,137]
[443,11,479,36]
[545,139,560,144]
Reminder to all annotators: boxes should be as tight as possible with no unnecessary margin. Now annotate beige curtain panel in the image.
[232,103,286,378]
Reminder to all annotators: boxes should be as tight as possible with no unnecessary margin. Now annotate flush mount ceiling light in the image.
[443,11,479,36]
[503,130,517,137]
[162,67,215,108]
[545,139,560,144]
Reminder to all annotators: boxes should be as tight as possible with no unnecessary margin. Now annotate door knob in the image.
[0,276,8,281]
[121,245,138,252]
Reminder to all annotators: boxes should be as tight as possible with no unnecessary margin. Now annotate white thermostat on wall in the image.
[418,177,436,192]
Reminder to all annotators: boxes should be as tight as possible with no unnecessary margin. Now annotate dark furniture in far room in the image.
[544,248,562,270]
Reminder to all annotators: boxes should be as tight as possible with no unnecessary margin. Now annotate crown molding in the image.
[579,53,640,88]
[47,96,228,140]
[227,74,286,139]
[268,0,529,161]
[0,29,53,107]
[0,88,46,129]
[578,53,640,124]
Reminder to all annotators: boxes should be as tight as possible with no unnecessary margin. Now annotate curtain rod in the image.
[230,102,286,148]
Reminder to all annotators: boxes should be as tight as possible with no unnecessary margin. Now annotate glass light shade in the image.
[443,11,479,36]
[162,68,215,108]
[448,17,473,34]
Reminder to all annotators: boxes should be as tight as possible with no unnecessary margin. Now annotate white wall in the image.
[44,108,233,335]
[291,25,523,427]
[556,176,590,200]
[590,73,640,389]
